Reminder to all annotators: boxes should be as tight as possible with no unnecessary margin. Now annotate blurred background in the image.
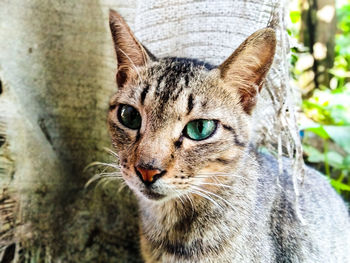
[289,0,350,202]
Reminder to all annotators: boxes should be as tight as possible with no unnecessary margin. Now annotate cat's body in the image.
[108,10,350,262]
[139,152,350,262]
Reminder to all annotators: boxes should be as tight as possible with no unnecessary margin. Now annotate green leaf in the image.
[303,145,324,163]
[290,11,301,24]
[343,155,350,167]
[329,105,350,125]
[330,179,350,192]
[323,126,350,153]
[326,151,344,169]
[305,126,330,139]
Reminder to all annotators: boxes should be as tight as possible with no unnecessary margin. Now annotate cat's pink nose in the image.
[135,166,165,185]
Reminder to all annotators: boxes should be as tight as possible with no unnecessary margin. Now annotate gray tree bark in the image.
[0,0,299,262]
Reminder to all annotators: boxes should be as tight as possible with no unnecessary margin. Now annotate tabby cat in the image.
[107,10,350,263]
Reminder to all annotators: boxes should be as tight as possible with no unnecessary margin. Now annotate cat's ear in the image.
[109,10,155,88]
[219,28,276,114]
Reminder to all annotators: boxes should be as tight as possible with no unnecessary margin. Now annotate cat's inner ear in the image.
[219,28,276,114]
[109,10,155,88]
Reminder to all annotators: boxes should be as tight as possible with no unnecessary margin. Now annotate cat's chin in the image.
[138,188,166,201]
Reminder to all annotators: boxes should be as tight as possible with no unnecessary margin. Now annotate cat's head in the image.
[108,10,276,202]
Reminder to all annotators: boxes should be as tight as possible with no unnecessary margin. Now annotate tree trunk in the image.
[300,0,336,90]
[0,0,298,262]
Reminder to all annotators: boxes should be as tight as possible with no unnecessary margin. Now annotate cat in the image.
[107,10,350,263]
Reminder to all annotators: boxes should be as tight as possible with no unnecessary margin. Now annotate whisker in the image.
[172,188,185,206]
[188,189,224,212]
[184,193,195,213]
[98,176,118,189]
[84,147,124,189]
[196,174,244,179]
[84,161,121,171]
[99,171,122,175]
[196,182,235,189]
[196,172,236,175]
[235,148,260,168]
[190,185,236,211]
[85,173,122,188]
[103,147,120,158]
[118,181,128,193]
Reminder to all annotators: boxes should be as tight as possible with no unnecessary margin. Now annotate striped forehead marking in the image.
[140,58,214,108]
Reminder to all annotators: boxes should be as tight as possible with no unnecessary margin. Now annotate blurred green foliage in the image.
[290,1,350,201]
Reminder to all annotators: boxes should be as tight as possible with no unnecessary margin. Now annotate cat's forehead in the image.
[115,57,236,129]
[139,59,204,124]
[120,58,217,107]
[148,57,214,88]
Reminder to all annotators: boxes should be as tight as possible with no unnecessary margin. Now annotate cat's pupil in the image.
[118,104,141,130]
[185,119,216,141]
[122,107,135,120]
[197,121,204,134]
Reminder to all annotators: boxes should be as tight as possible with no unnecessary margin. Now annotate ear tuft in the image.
[219,28,276,114]
[109,10,155,88]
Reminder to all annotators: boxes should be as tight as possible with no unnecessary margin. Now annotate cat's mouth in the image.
[121,168,167,201]
[139,188,165,200]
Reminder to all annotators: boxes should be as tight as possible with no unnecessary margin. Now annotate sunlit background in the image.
[289,0,350,201]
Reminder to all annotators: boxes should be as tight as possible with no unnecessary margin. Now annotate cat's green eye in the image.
[117,104,141,130]
[184,119,217,141]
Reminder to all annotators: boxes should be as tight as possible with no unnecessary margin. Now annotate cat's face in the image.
[108,59,249,200]
[108,10,276,201]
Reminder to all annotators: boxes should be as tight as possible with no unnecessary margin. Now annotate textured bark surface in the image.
[0,0,300,261]
[0,1,141,261]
